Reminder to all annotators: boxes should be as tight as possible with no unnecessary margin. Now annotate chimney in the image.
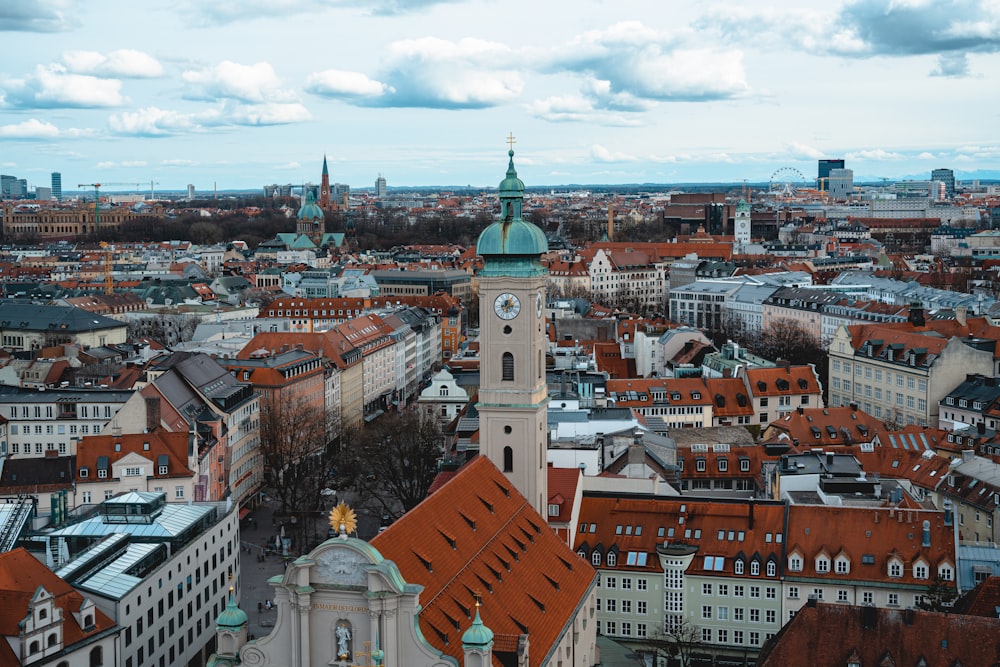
[748,498,755,530]
[956,305,967,327]
[921,519,931,547]
[145,395,161,432]
[909,302,925,327]
[961,449,975,463]
[826,452,834,466]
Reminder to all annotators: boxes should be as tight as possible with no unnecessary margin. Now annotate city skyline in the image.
[1,0,998,191]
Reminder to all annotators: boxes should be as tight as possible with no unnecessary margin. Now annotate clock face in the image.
[494,293,521,320]
[536,292,543,318]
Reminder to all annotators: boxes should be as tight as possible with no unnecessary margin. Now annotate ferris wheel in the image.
[768,167,807,198]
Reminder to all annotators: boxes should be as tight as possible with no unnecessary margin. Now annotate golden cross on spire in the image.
[506,132,516,151]
[473,590,483,607]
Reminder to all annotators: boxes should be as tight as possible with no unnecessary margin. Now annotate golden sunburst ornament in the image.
[329,502,357,538]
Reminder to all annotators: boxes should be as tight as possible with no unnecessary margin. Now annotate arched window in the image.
[503,446,513,472]
[83,615,93,628]
[57,661,69,667]
[592,551,602,567]
[607,551,617,567]
[39,609,47,620]
[89,646,103,667]
[29,641,39,654]
[48,634,58,647]
[734,559,744,575]
[750,560,760,576]
[502,353,514,381]
[766,561,776,577]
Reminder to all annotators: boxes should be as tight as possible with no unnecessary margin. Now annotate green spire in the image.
[322,155,329,176]
[216,587,248,630]
[461,606,494,649]
[475,145,548,276]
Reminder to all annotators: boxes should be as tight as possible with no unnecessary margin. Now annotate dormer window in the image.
[607,552,617,567]
[789,555,803,572]
[696,458,706,472]
[735,559,744,575]
[913,561,928,579]
[766,561,776,577]
[718,458,728,472]
[815,556,830,573]
[938,563,954,581]
[750,560,761,576]
[835,557,850,574]
[888,559,903,578]
[591,552,601,567]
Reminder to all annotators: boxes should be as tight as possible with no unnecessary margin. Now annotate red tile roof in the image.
[0,548,116,663]
[575,496,786,578]
[76,431,192,482]
[744,365,822,396]
[370,457,595,667]
[757,600,1000,667]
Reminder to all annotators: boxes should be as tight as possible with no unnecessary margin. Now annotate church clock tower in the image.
[475,144,549,516]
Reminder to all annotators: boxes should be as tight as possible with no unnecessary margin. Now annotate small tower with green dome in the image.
[461,602,494,667]
[207,587,248,666]
[475,140,550,518]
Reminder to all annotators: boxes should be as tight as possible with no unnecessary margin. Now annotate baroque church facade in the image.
[207,148,598,667]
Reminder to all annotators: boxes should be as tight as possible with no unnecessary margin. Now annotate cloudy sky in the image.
[2,0,998,192]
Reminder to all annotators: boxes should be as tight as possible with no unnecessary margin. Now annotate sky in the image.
[1,0,999,192]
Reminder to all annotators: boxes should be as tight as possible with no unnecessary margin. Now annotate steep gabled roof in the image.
[0,548,116,662]
[370,457,596,667]
[757,601,1000,667]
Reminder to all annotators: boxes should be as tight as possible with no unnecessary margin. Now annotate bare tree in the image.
[917,575,958,611]
[340,411,444,519]
[260,394,337,515]
[637,619,703,667]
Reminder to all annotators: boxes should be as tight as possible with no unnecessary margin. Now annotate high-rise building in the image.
[51,171,62,201]
[818,159,845,185]
[474,148,549,517]
[828,168,854,200]
[374,173,386,198]
[34,186,52,201]
[187,183,196,199]
[931,168,955,198]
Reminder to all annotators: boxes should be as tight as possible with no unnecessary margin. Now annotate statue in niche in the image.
[335,621,352,660]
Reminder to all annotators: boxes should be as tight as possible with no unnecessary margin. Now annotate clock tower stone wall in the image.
[475,148,549,517]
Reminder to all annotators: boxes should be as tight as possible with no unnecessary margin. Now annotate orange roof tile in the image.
[370,457,595,667]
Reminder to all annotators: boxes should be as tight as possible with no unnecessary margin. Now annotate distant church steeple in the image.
[320,155,331,209]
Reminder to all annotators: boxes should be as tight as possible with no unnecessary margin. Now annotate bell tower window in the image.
[503,446,513,472]
[502,352,515,381]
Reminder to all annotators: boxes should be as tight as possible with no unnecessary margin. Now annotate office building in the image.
[818,159,845,183]
[828,168,854,199]
[34,186,52,201]
[374,173,387,198]
[187,184,196,199]
[51,172,62,201]
[931,168,955,198]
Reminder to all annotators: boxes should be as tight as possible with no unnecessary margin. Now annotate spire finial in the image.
[506,132,516,153]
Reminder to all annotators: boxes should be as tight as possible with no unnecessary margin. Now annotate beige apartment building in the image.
[828,322,996,427]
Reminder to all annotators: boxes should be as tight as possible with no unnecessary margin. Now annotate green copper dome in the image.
[736,198,750,213]
[461,608,494,649]
[216,588,248,630]
[476,149,548,271]
[298,188,324,222]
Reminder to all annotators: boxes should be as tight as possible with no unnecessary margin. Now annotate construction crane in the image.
[77,182,149,231]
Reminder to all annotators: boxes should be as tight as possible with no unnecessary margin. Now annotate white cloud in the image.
[224,102,311,125]
[276,162,302,170]
[108,107,196,136]
[786,142,825,160]
[62,49,164,78]
[0,1,76,32]
[590,145,639,162]
[846,148,906,160]
[306,70,388,98]
[525,95,642,126]
[160,159,198,166]
[917,152,936,159]
[0,118,60,138]
[183,61,293,103]
[548,22,748,103]
[2,64,125,108]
